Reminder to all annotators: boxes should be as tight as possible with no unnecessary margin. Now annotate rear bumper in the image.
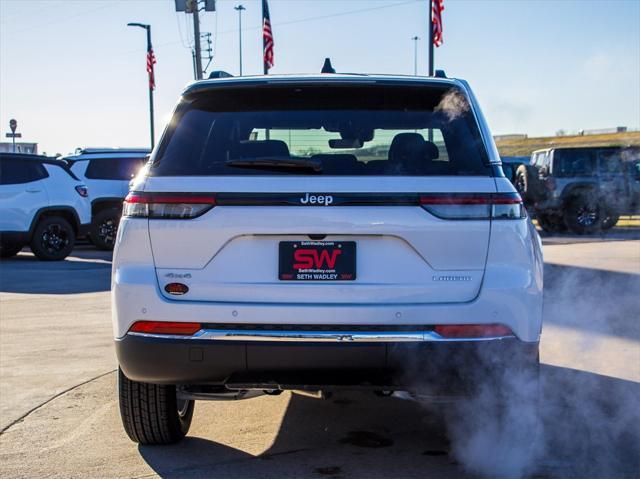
[116,333,539,390]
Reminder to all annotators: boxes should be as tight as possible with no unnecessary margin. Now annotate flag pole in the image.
[262,0,270,139]
[428,0,434,76]
[262,0,268,75]
[146,26,155,149]
[128,22,155,150]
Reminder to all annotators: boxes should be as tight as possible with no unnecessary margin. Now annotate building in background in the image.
[0,142,38,154]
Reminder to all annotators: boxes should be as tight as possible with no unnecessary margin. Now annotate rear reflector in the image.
[164,282,189,295]
[123,192,216,219]
[434,324,514,338]
[420,193,525,220]
[129,321,202,335]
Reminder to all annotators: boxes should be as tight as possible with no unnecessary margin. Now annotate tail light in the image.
[123,192,216,219]
[129,321,202,335]
[434,324,513,338]
[420,193,525,220]
[75,185,89,197]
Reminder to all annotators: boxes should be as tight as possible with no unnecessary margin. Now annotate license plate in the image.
[279,241,356,281]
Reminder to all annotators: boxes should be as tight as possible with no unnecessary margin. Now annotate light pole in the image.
[428,0,434,76]
[234,5,246,76]
[411,36,420,75]
[127,22,155,149]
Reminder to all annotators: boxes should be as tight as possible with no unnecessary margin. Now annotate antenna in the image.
[321,58,335,74]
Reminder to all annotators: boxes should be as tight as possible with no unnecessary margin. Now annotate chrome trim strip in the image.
[127,329,514,343]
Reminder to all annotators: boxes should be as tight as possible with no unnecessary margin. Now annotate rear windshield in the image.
[151,85,491,176]
[85,157,146,180]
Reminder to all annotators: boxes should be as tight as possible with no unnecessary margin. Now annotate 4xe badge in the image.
[279,241,356,281]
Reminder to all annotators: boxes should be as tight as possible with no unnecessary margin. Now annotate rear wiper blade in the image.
[226,157,323,173]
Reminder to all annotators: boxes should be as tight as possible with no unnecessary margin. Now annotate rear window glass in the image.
[85,157,146,180]
[553,149,597,177]
[151,85,490,177]
[0,158,48,184]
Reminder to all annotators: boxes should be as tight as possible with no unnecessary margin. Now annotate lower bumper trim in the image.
[127,329,514,343]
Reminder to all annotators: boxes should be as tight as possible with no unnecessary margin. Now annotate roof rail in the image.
[74,147,150,155]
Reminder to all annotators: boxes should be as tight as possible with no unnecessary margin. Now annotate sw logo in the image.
[293,248,342,269]
[300,193,333,206]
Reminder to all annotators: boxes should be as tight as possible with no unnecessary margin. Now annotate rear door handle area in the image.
[25,189,42,193]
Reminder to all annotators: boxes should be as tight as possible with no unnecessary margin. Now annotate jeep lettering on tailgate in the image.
[279,241,356,281]
[300,193,333,206]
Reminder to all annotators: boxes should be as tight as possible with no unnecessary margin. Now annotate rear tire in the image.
[515,165,544,204]
[90,208,120,250]
[118,368,194,445]
[29,216,75,261]
[564,196,602,234]
[514,166,531,203]
[0,243,23,258]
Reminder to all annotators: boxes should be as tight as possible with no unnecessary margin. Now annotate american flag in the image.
[262,0,274,73]
[432,0,444,47]
[146,45,156,90]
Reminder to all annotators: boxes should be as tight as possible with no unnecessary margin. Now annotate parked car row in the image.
[2,142,638,261]
[504,146,640,234]
[0,148,149,260]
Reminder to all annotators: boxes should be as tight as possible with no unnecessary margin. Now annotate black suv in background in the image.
[515,146,640,233]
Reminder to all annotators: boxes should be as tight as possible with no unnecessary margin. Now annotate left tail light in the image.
[420,193,525,220]
[129,321,202,335]
[123,192,216,219]
[75,185,88,197]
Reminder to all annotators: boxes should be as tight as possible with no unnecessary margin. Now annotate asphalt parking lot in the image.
[1,230,639,478]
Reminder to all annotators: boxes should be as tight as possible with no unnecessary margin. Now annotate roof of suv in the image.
[63,148,151,163]
[0,152,80,180]
[532,146,629,155]
[182,73,462,96]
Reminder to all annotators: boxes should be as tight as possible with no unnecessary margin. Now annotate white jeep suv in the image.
[113,73,544,444]
[0,153,90,260]
[64,148,149,250]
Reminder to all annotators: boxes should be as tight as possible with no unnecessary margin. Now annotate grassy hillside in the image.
[495,131,640,157]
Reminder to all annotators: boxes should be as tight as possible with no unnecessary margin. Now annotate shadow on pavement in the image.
[544,263,640,342]
[0,249,112,294]
[138,365,639,479]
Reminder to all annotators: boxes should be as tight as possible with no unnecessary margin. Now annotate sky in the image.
[0,0,639,155]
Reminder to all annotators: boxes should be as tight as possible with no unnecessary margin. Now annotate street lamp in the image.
[127,22,155,149]
[234,5,246,76]
[411,36,420,76]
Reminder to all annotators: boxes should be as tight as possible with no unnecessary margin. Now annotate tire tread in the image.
[118,368,192,445]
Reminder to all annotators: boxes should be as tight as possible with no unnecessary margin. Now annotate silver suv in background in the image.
[515,146,640,233]
[64,148,149,249]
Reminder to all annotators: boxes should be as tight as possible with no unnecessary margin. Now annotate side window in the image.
[554,150,596,177]
[85,158,146,180]
[0,159,47,185]
[597,150,624,174]
[532,152,545,167]
[541,153,550,169]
